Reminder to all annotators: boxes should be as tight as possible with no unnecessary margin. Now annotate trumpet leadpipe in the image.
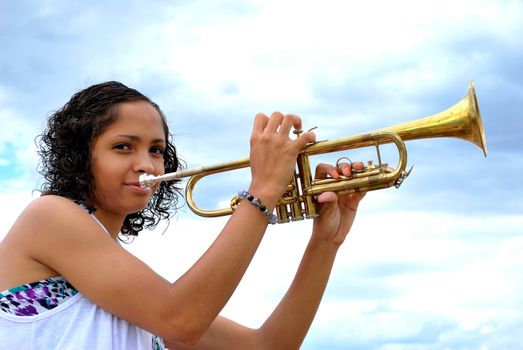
[139,167,205,188]
[139,158,251,188]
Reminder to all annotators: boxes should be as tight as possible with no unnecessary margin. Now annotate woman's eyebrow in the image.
[115,135,166,144]
[151,138,166,145]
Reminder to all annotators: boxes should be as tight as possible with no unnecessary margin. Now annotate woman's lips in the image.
[125,181,151,194]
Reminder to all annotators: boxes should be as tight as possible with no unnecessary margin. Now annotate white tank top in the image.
[0,292,159,349]
[0,211,164,349]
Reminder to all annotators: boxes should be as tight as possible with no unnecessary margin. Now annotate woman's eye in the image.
[114,144,131,150]
[151,146,165,155]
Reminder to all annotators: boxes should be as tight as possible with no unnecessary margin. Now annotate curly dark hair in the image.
[36,81,183,238]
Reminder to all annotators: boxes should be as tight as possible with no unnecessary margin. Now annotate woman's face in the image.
[90,100,166,219]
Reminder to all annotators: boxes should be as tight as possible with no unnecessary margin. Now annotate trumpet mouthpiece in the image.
[139,173,157,189]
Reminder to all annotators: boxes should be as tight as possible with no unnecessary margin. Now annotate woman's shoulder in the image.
[23,195,87,219]
[8,195,110,271]
[13,195,91,238]
[28,194,82,210]
[0,196,93,290]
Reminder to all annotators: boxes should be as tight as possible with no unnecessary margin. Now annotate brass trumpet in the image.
[140,82,487,223]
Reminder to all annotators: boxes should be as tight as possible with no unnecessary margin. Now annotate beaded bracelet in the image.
[238,190,278,225]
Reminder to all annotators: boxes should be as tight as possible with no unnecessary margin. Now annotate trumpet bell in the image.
[383,81,487,157]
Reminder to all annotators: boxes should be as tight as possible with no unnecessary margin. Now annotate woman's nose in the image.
[134,153,155,174]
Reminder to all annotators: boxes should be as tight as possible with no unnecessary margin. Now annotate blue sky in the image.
[1,0,522,349]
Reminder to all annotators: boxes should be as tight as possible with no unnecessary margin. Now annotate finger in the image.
[315,163,340,179]
[352,191,367,203]
[278,113,303,136]
[292,130,316,151]
[265,111,285,133]
[316,191,339,219]
[338,191,367,210]
[317,191,338,203]
[252,113,269,134]
[352,161,365,171]
[337,162,352,177]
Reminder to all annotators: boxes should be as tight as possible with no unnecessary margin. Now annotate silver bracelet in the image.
[238,190,278,225]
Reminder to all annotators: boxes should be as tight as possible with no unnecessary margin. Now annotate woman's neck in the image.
[91,211,125,240]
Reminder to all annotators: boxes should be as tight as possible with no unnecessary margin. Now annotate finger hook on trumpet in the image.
[293,126,318,136]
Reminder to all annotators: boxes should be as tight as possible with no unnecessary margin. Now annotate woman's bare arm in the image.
[8,113,315,345]
[164,165,366,350]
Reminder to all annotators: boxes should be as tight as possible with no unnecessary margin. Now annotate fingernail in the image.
[353,162,365,170]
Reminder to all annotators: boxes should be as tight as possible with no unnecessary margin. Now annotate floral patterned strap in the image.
[0,276,78,316]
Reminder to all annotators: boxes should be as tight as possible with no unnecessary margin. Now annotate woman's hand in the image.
[248,112,316,209]
[312,162,366,246]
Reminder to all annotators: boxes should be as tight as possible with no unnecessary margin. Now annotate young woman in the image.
[0,81,365,349]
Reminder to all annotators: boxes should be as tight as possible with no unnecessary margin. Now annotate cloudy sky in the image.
[1,0,522,348]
